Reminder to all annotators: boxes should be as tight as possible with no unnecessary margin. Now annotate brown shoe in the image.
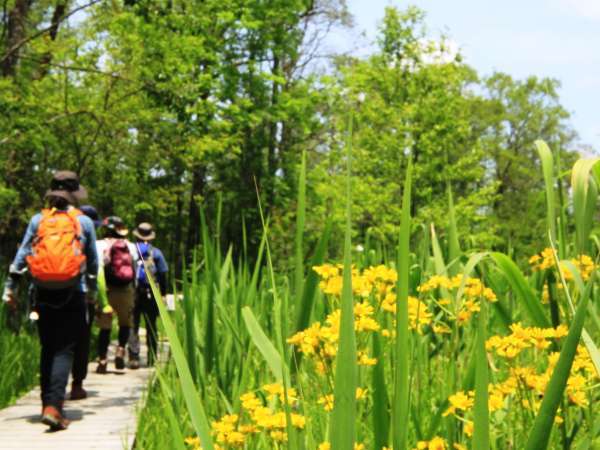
[129,358,140,370]
[115,346,125,370]
[41,406,70,431]
[69,381,87,400]
[96,360,108,374]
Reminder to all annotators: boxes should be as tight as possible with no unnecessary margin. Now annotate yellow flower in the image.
[313,264,340,280]
[414,436,448,450]
[240,392,261,410]
[185,436,201,449]
[318,394,334,411]
[358,351,377,366]
[355,387,368,400]
[432,323,452,334]
[463,421,473,437]
[568,390,588,407]
[269,430,287,442]
[443,391,474,416]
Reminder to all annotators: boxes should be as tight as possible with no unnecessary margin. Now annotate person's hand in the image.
[2,288,17,312]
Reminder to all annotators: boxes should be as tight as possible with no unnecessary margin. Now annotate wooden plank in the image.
[0,340,157,450]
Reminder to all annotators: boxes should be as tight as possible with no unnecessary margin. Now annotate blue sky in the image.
[327,0,600,152]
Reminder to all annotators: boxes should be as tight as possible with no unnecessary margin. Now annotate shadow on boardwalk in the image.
[0,342,154,450]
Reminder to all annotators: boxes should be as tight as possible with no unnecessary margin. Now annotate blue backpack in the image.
[136,243,156,287]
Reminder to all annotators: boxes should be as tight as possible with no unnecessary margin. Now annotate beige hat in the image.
[133,222,156,241]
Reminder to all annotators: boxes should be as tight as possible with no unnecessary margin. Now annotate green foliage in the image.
[0,2,580,269]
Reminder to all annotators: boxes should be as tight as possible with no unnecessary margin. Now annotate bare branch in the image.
[0,0,102,63]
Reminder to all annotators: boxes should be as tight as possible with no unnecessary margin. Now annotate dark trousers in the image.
[128,286,159,365]
[36,289,86,409]
[71,302,95,383]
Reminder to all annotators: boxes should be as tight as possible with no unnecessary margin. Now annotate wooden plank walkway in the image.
[0,342,154,450]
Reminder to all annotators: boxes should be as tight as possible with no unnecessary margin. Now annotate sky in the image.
[327,0,600,152]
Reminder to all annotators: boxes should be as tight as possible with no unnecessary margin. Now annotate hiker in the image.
[1,171,98,431]
[95,216,137,373]
[128,222,168,368]
[69,205,102,400]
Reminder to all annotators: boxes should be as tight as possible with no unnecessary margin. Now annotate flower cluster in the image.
[529,248,597,281]
[314,263,398,299]
[185,384,306,449]
[416,274,496,328]
[417,274,497,302]
[413,437,466,450]
[317,387,368,411]
[485,322,568,358]
[444,325,599,439]
[318,443,365,450]
[380,294,432,333]
[287,302,380,368]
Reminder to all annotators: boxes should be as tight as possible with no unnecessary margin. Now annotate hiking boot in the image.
[115,346,125,370]
[96,360,108,374]
[69,381,87,400]
[41,405,70,431]
[129,358,140,370]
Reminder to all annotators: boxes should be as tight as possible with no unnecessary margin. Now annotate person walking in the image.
[128,222,168,368]
[95,216,137,373]
[1,171,98,431]
[69,205,102,400]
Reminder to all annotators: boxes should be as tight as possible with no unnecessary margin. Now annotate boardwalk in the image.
[0,342,153,450]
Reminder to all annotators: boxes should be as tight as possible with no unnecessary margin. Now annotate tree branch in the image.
[0,0,101,63]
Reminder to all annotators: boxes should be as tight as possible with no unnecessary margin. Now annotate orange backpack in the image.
[26,208,86,289]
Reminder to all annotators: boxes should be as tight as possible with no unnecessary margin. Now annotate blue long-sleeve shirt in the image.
[5,210,99,293]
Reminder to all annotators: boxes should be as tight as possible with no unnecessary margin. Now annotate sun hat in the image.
[103,216,129,237]
[133,222,156,241]
[45,171,88,205]
[79,205,102,229]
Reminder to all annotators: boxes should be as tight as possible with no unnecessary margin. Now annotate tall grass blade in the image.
[241,306,285,383]
[446,185,461,276]
[524,275,594,450]
[146,262,214,450]
[472,300,489,449]
[156,370,187,450]
[200,210,216,375]
[253,176,300,450]
[571,158,600,254]
[294,218,333,336]
[490,253,550,328]
[536,140,557,244]
[392,157,413,450]
[294,151,307,305]
[430,224,447,276]
[372,333,390,449]
[330,113,357,450]
[555,150,568,258]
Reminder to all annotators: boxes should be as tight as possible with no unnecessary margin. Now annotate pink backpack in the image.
[104,240,134,286]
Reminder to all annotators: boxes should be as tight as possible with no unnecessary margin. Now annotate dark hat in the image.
[133,222,156,241]
[79,205,102,229]
[103,216,129,237]
[45,171,88,205]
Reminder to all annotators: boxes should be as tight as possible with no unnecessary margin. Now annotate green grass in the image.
[133,141,600,450]
[0,303,39,408]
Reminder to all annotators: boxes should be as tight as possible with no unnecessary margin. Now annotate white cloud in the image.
[554,0,600,20]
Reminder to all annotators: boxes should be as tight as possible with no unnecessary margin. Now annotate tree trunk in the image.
[35,1,68,79]
[1,0,32,77]
[266,54,280,209]
[186,163,205,260]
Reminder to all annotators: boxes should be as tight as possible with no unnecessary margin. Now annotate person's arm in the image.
[154,248,168,296]
[2,216,38,305]
[80,216,98,294]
